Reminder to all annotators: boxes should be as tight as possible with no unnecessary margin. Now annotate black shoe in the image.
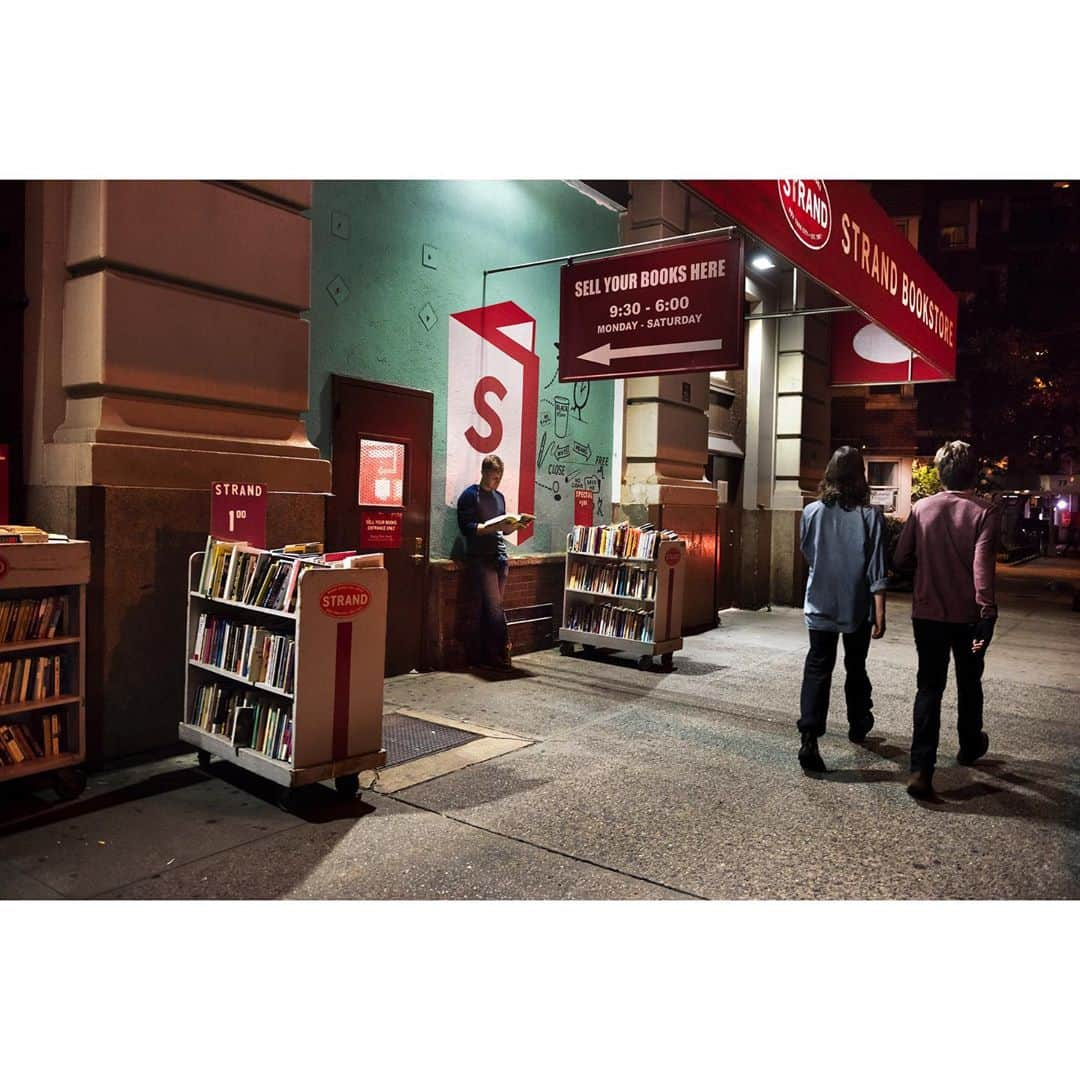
[906,769,935,800]
[798,733,826,773]
[957,731,990,766]
[849,711,875,743]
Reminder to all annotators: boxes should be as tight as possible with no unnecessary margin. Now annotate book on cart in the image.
[181,535,389,803]
[0,525,49,544]
[559,523,687,671]
[0,539,89,799]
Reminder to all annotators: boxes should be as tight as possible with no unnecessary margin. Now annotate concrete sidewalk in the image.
[1,559,1077,900]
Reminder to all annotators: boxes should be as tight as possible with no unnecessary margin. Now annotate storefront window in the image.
[358,438,405,507]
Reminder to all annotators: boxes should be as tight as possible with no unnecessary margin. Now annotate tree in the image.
[911,462,942,503]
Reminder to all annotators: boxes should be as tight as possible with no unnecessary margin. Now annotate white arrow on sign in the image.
[579,339,724,367]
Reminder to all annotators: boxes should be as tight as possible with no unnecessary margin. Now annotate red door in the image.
[328,376,433,675]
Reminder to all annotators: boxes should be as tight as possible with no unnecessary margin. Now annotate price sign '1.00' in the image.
[210,482,268,549]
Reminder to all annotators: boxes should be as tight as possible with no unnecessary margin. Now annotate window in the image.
[868,461,898,487]
[893,215,920,248]
[939,200,977,250]
[357,438,405,507]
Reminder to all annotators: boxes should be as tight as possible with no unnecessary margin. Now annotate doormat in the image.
[383,711,483,767]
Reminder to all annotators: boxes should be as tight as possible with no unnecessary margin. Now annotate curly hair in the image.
[818,446,869,510]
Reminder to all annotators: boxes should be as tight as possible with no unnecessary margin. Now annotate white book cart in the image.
[558,534,687,671]
[181,549,388,808]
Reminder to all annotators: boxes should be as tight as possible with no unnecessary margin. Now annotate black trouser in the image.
[465,557,509,666]
[798,621,873,736]
[911,618,987,773]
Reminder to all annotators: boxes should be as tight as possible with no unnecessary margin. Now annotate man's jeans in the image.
[798,621,873,736]
[911,618,986,773]
[466,557,509,666]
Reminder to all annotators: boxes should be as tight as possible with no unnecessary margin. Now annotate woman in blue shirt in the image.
[797,446,888,773]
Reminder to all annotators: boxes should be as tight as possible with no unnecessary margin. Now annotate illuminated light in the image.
[751,254,775,270]
[1053,181,1071,189]
[1057,499,1068,511]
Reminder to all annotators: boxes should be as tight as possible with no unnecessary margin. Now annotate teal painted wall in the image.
[305,181,620,557]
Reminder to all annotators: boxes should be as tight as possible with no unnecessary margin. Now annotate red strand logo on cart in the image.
[319,583,370,618]
[664,549,682,566]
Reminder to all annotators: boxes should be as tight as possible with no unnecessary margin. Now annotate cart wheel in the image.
[334,774,360,798]
[661,652,675,672]
[582,644,598,657]
[559,642,575,657]
[196,749,212,770]
[637,654,654,672]
[52,767,86,801]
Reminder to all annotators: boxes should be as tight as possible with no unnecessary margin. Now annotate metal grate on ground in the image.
[382,712,482,767]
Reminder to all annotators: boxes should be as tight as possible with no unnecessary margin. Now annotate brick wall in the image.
[425,555,566,669]
[831,397,917,455]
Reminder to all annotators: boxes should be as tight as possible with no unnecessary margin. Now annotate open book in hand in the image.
[482,513,536,534]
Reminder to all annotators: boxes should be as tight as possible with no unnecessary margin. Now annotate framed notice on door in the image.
[360,510,404,549]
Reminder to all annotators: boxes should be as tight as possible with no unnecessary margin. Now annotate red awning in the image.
[684,180,958,382]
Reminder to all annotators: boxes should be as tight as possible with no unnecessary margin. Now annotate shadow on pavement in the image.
[392,759,552,813]
[196,759,377,825]
[0,766,213,838]
[467,666,538,682]
[926,758,1080,829]
[657,659,729,677]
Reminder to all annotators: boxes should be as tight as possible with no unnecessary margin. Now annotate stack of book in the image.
[568,522,679,560]
[197,539,359,614]
[0,655,63,705]
[0,596,66,642]
[568,561,657,600]
[189,683,293,763]
[192,615,295,694]
[0,525,49,545]
[0,715,63,764]
[566,601,654,642]
[199,541,312,613]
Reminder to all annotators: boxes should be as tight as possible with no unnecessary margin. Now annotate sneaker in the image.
[957,731,990,766]
[906,769,935,800]
[848,711,875,743]
[798,733,826,773]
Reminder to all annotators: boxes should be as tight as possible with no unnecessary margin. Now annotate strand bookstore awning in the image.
[684,181,959,386]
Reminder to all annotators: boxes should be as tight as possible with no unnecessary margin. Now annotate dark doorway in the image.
[328,376,433,676]
[0,181,26,524]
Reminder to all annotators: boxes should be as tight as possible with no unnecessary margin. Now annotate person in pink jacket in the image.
[893,441,1000,800]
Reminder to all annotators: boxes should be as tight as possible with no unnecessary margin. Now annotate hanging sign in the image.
[558,235,745,381]
[684,180,958,380]
[210,481,268,548]
[445,301,537,545]
[573,488,594,527]
[360,509,404,549]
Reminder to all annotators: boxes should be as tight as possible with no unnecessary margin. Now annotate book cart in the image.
[0,540,89,799]
[181,546,388,809]
[558,526,687,671]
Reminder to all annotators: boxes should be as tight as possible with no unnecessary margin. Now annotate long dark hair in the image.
[818,446,869,510]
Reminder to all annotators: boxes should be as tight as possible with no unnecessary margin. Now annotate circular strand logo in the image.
[320,583,370,618]
[777,180,832,250]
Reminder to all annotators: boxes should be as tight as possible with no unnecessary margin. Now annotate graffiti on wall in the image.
[537,369,608,519]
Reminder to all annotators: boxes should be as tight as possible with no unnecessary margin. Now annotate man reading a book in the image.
[456,455,531,670]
